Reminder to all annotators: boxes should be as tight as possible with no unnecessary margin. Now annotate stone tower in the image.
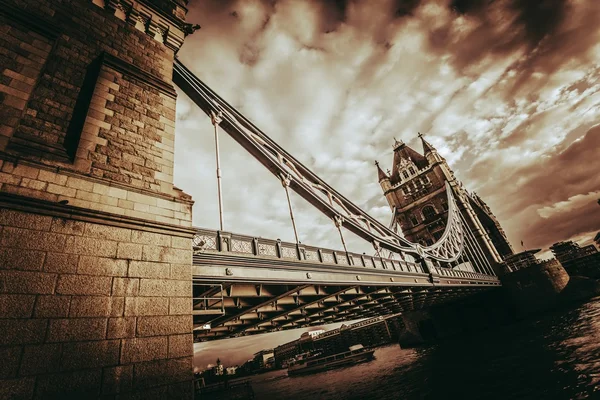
[376,134,513,272]
[0,0,197,398]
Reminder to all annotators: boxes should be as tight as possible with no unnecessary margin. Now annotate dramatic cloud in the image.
[174,0,600,258]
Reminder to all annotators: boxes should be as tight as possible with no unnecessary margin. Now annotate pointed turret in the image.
[376,161,392,192]
[418,132,444,165]
[419,132,435,154]
[375,161,388,182]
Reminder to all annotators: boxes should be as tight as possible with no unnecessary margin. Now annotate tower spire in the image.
[375,160,389,182]
[418,132,435,154]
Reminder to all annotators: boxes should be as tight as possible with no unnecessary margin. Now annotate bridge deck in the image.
[191,229,500,340]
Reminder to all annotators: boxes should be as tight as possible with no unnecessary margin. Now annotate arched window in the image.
[402,171,409,179]
[410,215,418,226]
[422,205,436,221]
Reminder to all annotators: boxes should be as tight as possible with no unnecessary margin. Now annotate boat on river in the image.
[287,344,375,376]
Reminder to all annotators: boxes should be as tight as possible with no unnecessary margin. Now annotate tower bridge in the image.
[0,0,508,398]
[191,228,499,340]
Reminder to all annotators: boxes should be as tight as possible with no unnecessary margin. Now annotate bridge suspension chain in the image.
[173,59,465,263]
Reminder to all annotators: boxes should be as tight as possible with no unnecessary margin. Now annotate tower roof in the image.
[375,161,389,182]
[418,132,435,154]
[389,140,428,184]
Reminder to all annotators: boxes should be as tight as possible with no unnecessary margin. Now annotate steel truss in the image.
[174,59,466,263]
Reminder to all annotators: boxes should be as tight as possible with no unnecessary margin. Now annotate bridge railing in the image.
[193,228,499,283]
[429,265,496,282]
[193,228,426,274]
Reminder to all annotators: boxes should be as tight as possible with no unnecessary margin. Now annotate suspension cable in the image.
[280,173,300,244]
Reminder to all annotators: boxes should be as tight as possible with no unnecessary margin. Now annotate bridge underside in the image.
[192,251,500,341]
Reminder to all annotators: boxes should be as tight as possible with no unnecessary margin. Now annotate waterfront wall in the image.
[500,260,570,316]
[0,0,196,398]
[396,288,516,347]
[397,261,578,347]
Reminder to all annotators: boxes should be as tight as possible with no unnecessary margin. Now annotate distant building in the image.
[550,240,600,279]
[375,134,513,273]
[252,349,274,371]
[502,249,542,273]
[273,315,401,368]
[550,241,598,264]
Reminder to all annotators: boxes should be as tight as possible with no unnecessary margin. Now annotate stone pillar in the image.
[0,0,196,398]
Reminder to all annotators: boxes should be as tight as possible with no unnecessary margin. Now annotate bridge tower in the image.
[376,134,513,272]
[0,0,197,398]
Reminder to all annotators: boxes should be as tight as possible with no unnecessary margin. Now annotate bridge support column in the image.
[0,0,196,398]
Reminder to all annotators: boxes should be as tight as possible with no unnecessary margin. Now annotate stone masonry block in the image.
[168,334,193,358]
[0,270,57,294]
[0,346,21,379]
[47,183,77,197]
[112,277,139,296]
[34,295,71,318]
[136,315,191,337]
[141,246,191,264]
[69,295,122,317]
[85,223,132,242]
[120,336,168,364]
[170,263,191,279]
[138,279,191,297]
[107,317,136,339]
[0,294,36,318]
[47,318,108,342]
[102,365,133,395]
[56,274,112,296]
[44,252,79,274]
[169,297,191,315]
[117,242,143,260]
[131,231,170,247]
[0,248,45,271]
[0,227,67,252]
[170,236,191,250]
[63,236,118,257]
[128,261,170,279]
[66,177,94,192]
[0,208,52,231]
[0,319,47,345]
[60,340,120,370]
[0,377,35,399]
[38,170,68,185]
[78,256,127,276]
[50,219,86,236]
[35,369,102,398]
[11,164,39,179]
[19,343,62,376]
[124,296,168,316]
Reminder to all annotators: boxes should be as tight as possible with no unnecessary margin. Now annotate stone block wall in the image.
[0,205,194,398]
[0,0,197,398]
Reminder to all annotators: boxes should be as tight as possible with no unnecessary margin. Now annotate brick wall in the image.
[0,0,197,398]
[0,207,193,398]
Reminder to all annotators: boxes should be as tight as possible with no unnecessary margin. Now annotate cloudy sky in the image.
[175,0,600,260]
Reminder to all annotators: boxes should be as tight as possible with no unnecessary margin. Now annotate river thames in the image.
[246,297,600,399]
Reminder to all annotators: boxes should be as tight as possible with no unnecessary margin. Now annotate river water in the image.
[248,297,600,400]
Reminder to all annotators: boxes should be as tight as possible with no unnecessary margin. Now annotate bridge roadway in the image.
[191,229,501,341]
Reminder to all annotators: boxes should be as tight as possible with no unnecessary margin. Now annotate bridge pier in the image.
[396,288,516,348]
[0,0,196,398]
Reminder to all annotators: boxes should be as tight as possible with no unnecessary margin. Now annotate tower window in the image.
[408,167,415,175]
[402,171,409,179]
[422,205,436,221]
